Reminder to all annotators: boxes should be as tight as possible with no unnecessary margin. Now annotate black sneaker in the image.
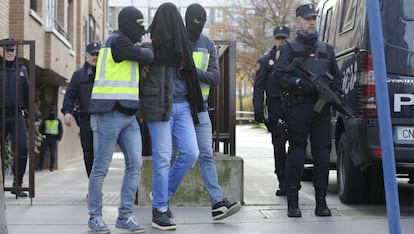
[212,198,241,220]
[11,190,28,197]
[11,187,28,198]
[152,208,176,231]
[166,207,174,219]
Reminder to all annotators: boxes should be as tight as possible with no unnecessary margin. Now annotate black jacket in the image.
[0,59,29,111]
[61,62,95,115]
[253,45,282,114]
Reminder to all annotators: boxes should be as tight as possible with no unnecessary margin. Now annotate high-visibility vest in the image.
[193,51,210,101]
[44,119,59,135]
[91,41,140,101]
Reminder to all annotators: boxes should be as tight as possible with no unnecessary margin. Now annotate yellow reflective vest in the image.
[193,51,210,101]
[44,119,59,135]
[91,45,139,101]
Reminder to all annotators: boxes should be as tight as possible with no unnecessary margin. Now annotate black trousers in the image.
[79,117,94,177]
[284,103,331,190]
[0,113,28,185]
[267,98,288,188]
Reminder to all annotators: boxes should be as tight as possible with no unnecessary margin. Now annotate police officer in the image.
[0,38,29,197]
[61,42,100,178]
[253,26,289,196]
[274,4,342,217]
[38,109,63,171]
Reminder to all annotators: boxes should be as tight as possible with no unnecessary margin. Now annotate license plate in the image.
[395,126,414,143]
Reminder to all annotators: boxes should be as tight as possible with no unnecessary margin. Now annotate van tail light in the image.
[357,52,377,118]
[372,149,382,158]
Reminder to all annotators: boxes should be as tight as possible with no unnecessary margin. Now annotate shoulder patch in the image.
[268,59,274,66]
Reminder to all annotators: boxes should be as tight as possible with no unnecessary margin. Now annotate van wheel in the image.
[337,134,368,204]
[366,164,385,204]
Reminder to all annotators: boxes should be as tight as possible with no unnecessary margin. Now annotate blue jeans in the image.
[147,102,199,212]
[195,111,223,206]
[88,111,142,219]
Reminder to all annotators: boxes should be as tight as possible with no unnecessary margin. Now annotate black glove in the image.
[289,77,302,90]
[254,112,264,123]
[296,78,316,95]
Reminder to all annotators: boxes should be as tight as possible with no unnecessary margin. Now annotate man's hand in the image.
[141,32,152,44]
[254,112,265,123]
[64,113,73,127]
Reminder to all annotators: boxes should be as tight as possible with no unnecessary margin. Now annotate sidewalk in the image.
[4,125,414,234]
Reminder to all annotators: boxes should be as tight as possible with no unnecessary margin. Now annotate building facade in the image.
[1,0,110,170]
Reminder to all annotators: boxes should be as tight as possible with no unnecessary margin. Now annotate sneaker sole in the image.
[151,222,176,231]
[88,227,110,234]
[116,225,146,233]
[212,202,242,220]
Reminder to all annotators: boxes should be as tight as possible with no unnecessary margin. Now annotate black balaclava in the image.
[118,6,145,43]
[185,3,206,42]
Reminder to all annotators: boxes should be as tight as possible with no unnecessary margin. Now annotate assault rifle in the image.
[285,58,356,119]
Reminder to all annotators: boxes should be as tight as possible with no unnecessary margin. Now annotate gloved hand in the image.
[298,79,315,94]
[289,77,302,90]
[254,112,265,123]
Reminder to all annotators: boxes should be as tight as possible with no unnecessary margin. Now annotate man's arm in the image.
[111,34,154,64]
[196,40,220,86]
[57,119,63,141]
[253,55,268,123]
[61,70,80,115]
[21,65,30,110]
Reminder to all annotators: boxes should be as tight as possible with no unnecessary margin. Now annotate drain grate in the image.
[259,208,343,219]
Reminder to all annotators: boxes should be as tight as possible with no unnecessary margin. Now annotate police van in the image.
[314,0,414,204]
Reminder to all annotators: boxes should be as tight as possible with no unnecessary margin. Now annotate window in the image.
[339,0,357,33]
[67,0,74,43]
[83,17,87,55]
[89,16,96,44]
[46,0,69,40]
[402,0,414,21]
[95,25,100,43]
[323,8,333,43]
[215,9,223,23]
[46,0,56,30]
[30,0,37,11]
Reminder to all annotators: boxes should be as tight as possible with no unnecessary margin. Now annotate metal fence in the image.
[0,40,36,202]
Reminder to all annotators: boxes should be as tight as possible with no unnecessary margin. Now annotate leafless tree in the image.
[208,0,320,87]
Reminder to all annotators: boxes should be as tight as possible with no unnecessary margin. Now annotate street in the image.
[4,124,414,234]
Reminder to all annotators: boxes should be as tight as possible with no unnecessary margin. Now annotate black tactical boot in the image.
[275,174,287,196]
[11,179,28,198]
[315,188,331,216]
[286,186,301,217]
[275,182,287,196]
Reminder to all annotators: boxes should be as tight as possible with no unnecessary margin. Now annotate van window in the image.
[339,0,357,33]
[402,0,414,20]
[323,8,334,43]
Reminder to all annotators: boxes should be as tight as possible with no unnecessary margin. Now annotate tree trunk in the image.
[0,168,9,234]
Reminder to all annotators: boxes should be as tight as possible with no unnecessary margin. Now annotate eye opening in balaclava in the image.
[185,3,206,42]
[118,6,145,43]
